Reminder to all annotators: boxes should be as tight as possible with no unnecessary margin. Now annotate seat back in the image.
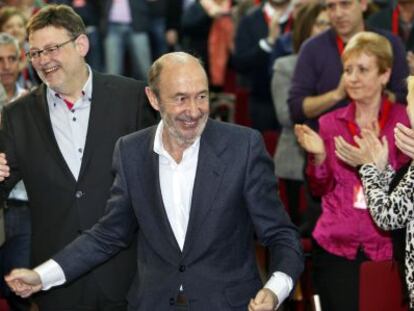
[359,260,408,311]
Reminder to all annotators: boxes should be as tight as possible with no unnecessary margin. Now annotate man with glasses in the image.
[0,4,154,311]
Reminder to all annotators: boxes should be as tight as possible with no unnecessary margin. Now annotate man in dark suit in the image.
[5,52,303,311]
[234,0,292,132]
[0,4,154,311]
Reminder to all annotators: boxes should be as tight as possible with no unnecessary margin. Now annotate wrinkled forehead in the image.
[0,43,19,55]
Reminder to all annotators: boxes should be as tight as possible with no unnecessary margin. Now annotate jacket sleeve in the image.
[272,58,293,127]
[244,129,304,284]
[53,137,138,282]
[305,121,335,197]
[287,41,319,124]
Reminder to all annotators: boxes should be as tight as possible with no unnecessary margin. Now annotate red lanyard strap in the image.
[392,5,400,36]
[336,35,344,55]
[346,98,392,139]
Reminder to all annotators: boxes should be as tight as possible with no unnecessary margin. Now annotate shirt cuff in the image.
[259,39,272,53]
[264,271,294,309]
[34,259,66,291]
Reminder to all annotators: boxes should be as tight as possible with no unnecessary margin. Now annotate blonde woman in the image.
[295,31,410,311]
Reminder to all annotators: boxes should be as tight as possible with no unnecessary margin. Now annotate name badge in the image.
[72,0,86,8]
[353,183,367,209]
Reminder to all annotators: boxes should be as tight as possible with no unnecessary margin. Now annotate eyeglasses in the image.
[26,37,76,61]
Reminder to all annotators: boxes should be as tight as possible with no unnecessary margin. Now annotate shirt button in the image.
[75,190,84,198]
[179,265,186,272]
[73,117,77,122]
[78,148,83,153]
[169,297,175,305]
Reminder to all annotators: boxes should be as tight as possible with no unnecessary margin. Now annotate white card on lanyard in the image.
[353,183,367,209]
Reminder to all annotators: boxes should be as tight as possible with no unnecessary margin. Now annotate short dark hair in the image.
[27,4,85,39]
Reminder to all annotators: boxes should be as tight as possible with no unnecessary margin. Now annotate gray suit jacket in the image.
[54,119,304,310]
[272,55,305,181]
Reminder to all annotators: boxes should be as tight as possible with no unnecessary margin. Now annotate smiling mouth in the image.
[43,66,59,75]
[182,120,198,128]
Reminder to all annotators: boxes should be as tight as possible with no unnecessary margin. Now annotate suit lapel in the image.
[139,129,182,261]
[31,85,76,182]
[183,121,226,255]
[78,72,108,180]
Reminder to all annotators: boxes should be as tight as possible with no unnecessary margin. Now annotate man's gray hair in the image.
[0,32,20,56]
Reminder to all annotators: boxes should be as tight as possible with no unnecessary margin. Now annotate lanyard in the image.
[346,98,392,140]
[336,35,345,55]
[392,5,400,36]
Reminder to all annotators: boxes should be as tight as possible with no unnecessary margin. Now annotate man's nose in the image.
[187,99,201,118]
[3,60,11,70]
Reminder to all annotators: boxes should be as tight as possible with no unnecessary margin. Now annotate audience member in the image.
[5,51,303,311]
[165,0,183,51]
[181,0,234,90]
[147,0,168,59]
[268,0,322,72]
[368,0,414,76]
[295,31,410,311]
[234,0,292,131]
[0,32,30,311]
[102,0,152,81]
[0,6,38,88]
[368,0,414,51]
[0,4,154,310]
[288,0,409,130]
[272,2,329,226]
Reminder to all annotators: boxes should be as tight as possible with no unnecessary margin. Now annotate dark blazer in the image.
[54,120,304,310]
[0,71,154,309]
[367,7,414,52]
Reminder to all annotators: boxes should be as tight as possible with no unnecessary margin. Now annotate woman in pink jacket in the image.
[295,31,410,311]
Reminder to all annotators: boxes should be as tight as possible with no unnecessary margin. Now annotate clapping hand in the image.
[294,124,326,165]
[395,123,414,160]
[334,130,388,171]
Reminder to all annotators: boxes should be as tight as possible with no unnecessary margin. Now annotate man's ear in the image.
[75,34,90,57]
[145,87,160,111]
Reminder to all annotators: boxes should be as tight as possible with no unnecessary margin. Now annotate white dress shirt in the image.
[46,66,93,180]
[8,83,29,201]
[36,121,293,307]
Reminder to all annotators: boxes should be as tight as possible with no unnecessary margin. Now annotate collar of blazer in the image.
[135,119,229,258]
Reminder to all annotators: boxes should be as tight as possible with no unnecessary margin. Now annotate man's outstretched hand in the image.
[248,288,279,311]
[5,268,42,298]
